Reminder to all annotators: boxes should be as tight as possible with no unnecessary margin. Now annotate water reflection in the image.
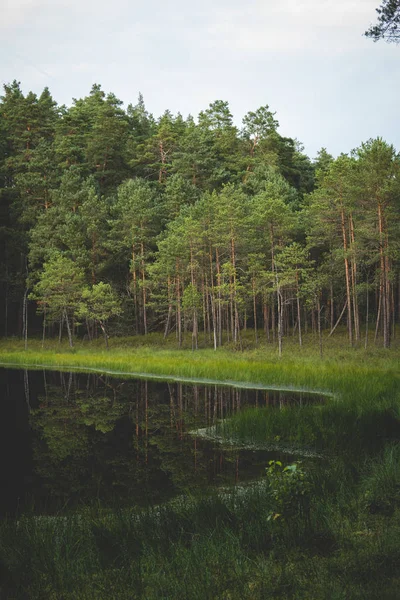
[0,368,323,516]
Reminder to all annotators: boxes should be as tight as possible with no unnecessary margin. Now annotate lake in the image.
[0,367,324,516]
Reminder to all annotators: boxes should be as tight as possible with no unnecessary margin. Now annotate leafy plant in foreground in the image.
[266,460,311,526]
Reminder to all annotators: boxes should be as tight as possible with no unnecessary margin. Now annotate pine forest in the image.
[1,81,399,353]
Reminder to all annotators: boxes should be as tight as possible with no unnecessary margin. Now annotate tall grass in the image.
[0,334,398,401]
[216,399,400,456]
[1,466,400,599]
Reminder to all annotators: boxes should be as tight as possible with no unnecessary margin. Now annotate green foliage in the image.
[30,254,85,322]
[265,460,311,524]
[78,282,121,347]
[79,282,121,322]
[362,443,400,514]
[365,0,400,43]
[1,80,400,357]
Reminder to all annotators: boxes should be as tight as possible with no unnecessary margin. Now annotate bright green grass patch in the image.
[0,335,399,403]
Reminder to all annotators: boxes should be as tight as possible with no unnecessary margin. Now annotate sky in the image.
[1,0,399,158]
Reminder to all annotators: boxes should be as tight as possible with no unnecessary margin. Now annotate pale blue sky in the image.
[1,0,398,158]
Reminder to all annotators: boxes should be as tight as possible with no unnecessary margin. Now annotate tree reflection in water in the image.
[0,368,322,516]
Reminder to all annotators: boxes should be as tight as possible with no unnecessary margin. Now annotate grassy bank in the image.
[0,333,399,398]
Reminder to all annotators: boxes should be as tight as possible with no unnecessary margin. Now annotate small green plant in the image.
[265,460,311,524]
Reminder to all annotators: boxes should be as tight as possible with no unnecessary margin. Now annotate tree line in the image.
[0,81,399,352]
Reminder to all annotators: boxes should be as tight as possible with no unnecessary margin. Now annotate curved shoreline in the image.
[0,360,336,398]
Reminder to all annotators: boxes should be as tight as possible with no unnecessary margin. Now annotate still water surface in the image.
[0,368,323,516]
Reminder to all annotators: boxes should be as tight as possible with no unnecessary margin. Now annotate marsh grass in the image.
[0,332,399,399]
[1,472,400,599]
[216,399,400,456]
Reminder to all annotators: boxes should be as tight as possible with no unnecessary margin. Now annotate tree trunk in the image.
[132,249,139,334]
[329,300,347,337]
[349,213,360,342]
[253,279,258,345]
[296,271,302,347]
[215,248,222,346]
[340,205,353,346]
[176,269,182,348]
[377,202,390,347]
[317,296,323,358]
[42,308,46,348]
[99,321,109,349]
[64,309,73,348]
[22,288,28,350]
[140,242,147,336]
[4,262,8,338]
[365,277,369,349]
[190,244,198,351]
[210,292,217,350]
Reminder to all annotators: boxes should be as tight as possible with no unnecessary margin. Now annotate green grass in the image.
[0,331,399,398]
[1,462,400,599]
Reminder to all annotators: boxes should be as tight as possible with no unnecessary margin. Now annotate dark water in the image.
[0,368,323,516]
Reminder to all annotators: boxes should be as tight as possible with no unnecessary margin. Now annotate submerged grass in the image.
[0,332,399,598]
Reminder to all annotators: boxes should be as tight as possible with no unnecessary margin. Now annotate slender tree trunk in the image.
[375,284,382,343]
[235,305,243,350]
[391,275,395,340]
[64,308,73,348]
[86,317,92,341]
[22,288,28,350]
[230,236,238,343]
[164,306,172,339]
[253,278,258,345]
[317,296,323,358]
[132,249,139,335]
[99,321,109,349]
[216,248,222,346]
[202,276,208,341]
[208,247,216,347]
[263,301,270,342]
[42,307,46,348]
[164,276,172,339]
[296,271,302,347]
[378,202,389,347]
[277,289,283,358]
[210,292,217,350]
[140,242,147,336]
[329,300,347,337]
[349,213,360,342]
[365,277,369,349]
[59,313,64,344]
[270,228,281,354]
[340,205,353,346]
[4,262,8,338]
[190,244,198,351]
[176,268,182,348]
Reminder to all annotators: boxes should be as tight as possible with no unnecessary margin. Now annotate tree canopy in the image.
[0,81,399,352]
[365,0,400,43]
